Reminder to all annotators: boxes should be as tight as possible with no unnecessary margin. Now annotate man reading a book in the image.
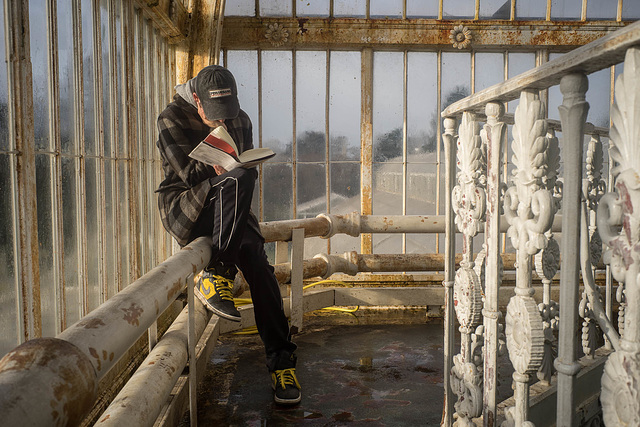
[155,64,301,405]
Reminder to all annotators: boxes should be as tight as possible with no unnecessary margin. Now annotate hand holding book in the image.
[189,126,275,171]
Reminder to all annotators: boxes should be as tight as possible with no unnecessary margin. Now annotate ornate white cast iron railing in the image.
[441,20,640,427]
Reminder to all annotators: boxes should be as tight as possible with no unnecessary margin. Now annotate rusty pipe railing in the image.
[0,237,212,426]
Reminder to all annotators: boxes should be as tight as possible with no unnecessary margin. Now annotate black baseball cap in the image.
[194,65,240,121]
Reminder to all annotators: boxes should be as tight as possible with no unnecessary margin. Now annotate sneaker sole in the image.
[194,286,241,322]
[274,394,301,405]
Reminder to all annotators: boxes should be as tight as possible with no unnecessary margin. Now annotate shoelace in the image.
[212,276,234,301]
[274,368,301,389]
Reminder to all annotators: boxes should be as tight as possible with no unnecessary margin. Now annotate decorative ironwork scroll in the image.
[598,47,640,426]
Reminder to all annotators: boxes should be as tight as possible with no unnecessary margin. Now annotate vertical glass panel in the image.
[622,0,640,19]
[441,52,471,112]
[85,157,101,311]
[36,154,56,336]
[475,53,504,92]
[586,67,611,128]
[373,52,403,163]
[407,52,438,155]
[104,160,117,297]
[83,0,97,156]
[0,154,18,356]
[371,0,403,17]
[263,163,293,221]
[334,0,367,17]
[115,0,126,158]
[118,160,130,286]
[548,53,563,122]
[516,0,547,19]
[225,0,255,16]
[480,0,511,19]
[407,0,438,18]
[329,162,360,254]
[101,0,112,156]
[297,0,330,16]
[587,0,618,20]
[227,51,259,145]
[373,162,403,214]
[551,0,581,20]
[297,163,326,218]
[507,52,535,112]
[262,51,293,161]
[330,51,360,161]
[297,51,326,162]
[407,163,438,214]
[443,0,475,19]
[373,234,403,255]
[62,157,80,324]
[260,0,292,16]
[30,0,51,151]
[58,0,76,155]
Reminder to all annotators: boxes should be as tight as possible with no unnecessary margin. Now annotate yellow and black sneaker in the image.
[271,368,301,405]
[195,270,241,322]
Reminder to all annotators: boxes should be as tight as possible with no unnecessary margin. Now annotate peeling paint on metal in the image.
[121,303,144,326]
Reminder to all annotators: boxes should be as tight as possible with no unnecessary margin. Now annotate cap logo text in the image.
[209,88,232,98]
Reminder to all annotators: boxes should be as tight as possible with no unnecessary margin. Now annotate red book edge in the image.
[202,133,240,161]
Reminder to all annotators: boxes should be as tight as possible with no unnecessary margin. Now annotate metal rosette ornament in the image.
[597,47,640,425]
[505,297,545,375]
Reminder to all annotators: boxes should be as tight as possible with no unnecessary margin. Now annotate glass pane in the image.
[480,0,511,19]
[441,52,471,114]
[105,160,117,297]
[260,0,292,16]
[115,1,126,158]
[227,50,259,146]
[30,0,51,152]
[407,0,438,18]
[297,163,326,218]
[225,0,255,16]
[622,0,640,19]
[548,53,563,122]
[334,0,366,17]
[296,51,326,162]
[327,161,356,265]
[58,0,76,155]
[118,160,130,286]
[586,67,612,128]
[83,0,97,156]
[101,0,112,156]
[476,52,505,92]
[36,154,56,336]
[407,52,438,156]
[373,52,403,163]
[373,162,403,214]
[551,0,581,20]
[443,0,475,19]
[587,0,618,20]
[263,163,293,221]
[407,233,438,254]
[85,157,101,311]
[507,52,535,112]
[262,51,293,161]
[62,157,80,324]
[373,233,403,254]
[407,163,438,215]
[330,51,361,161]
[371,0,403,17]
[297,0,330,16]
[0,154,18,356]
[516,0,546,19]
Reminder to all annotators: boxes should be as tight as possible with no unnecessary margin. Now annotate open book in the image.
[189,126,275,171]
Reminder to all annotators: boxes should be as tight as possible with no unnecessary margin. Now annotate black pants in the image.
[190,167,297,371]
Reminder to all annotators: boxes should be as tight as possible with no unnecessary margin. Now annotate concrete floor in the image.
[181,309,513,426]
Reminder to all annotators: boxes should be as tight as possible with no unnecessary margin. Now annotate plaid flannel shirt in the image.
[156,94,253,246]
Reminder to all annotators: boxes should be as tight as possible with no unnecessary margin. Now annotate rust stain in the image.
[121,302,144,327]
[77,318,106,329]
[167,279,183,302]
[297,18,308,35]
[99,414,111,423]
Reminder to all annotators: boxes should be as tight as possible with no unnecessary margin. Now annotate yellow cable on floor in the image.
[231,279,359,334]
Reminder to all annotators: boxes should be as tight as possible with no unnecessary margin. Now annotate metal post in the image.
[556,73,589,427]
[188,274,197,427]
[290,228,305,334]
